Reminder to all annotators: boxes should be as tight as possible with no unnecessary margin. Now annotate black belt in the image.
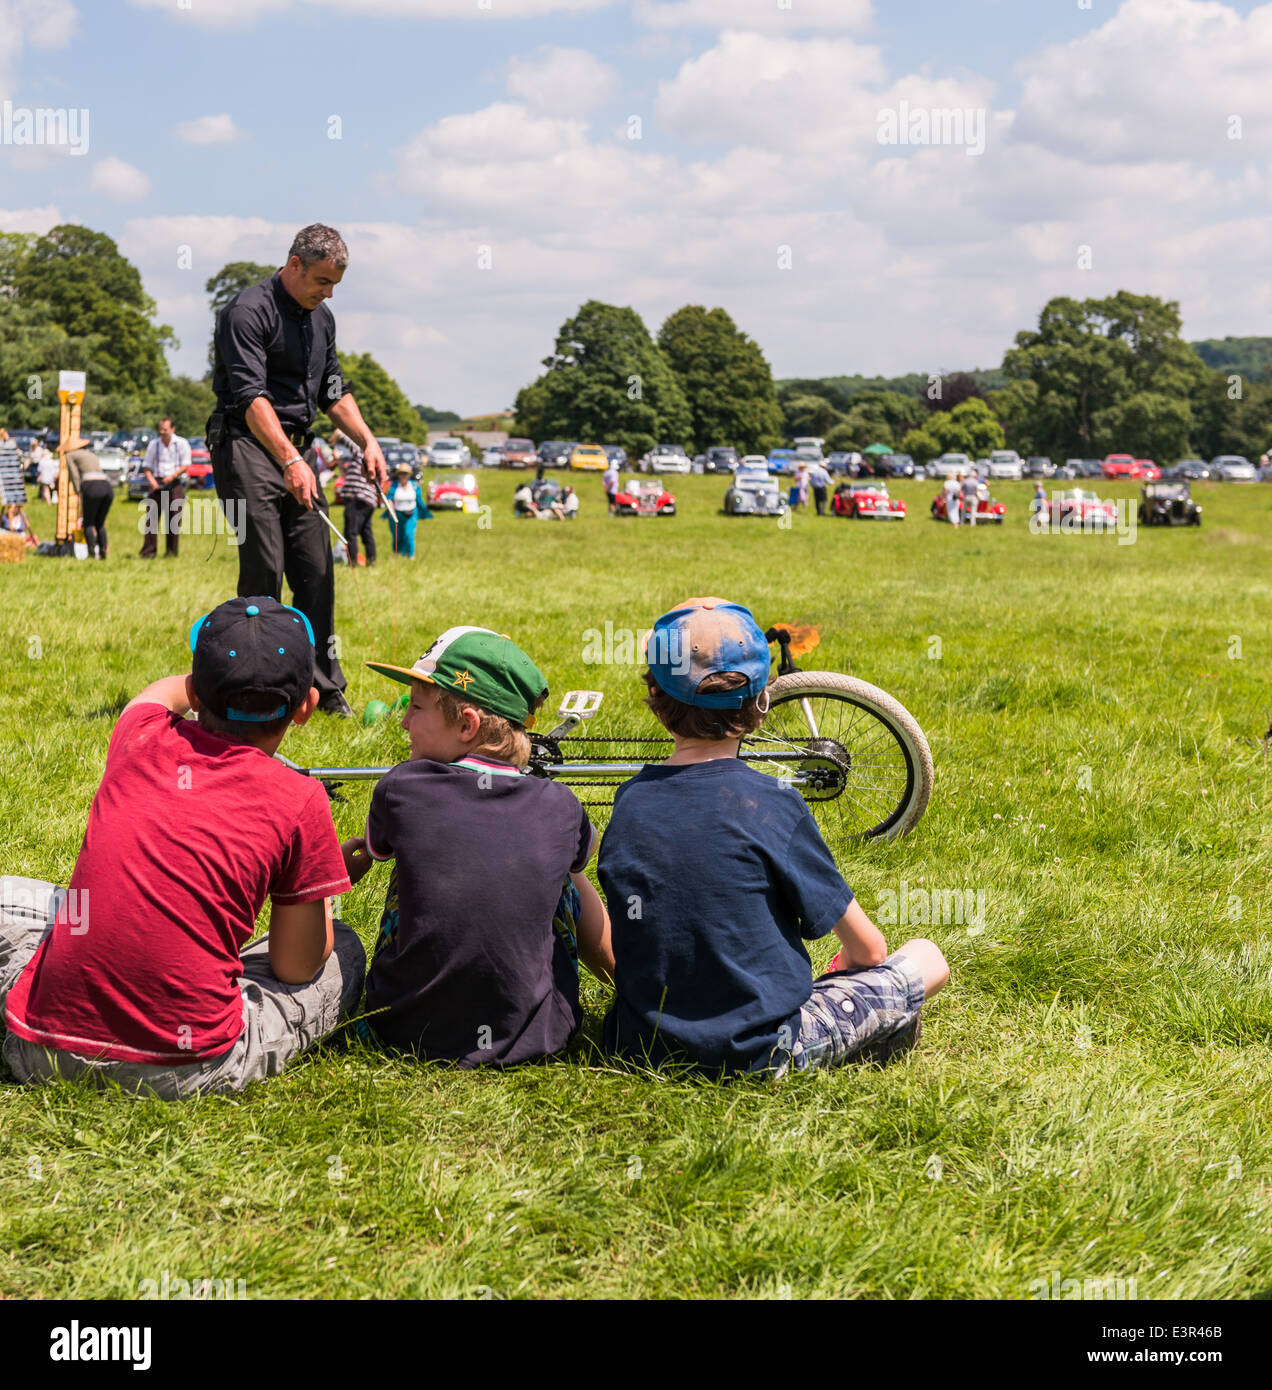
[282,426,313,449]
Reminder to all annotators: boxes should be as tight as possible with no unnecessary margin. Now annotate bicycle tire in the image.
[744,671,934,840]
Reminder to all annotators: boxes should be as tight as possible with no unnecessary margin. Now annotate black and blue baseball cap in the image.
[645,596,771,709]
[189,596,316,722]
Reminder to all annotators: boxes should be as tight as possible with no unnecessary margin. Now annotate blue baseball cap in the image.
[189,596,316,722]
[645,597,771,709]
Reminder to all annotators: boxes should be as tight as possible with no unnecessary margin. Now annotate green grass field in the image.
[1,471,1270,1300]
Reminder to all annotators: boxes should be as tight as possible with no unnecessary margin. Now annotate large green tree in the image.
[1003,292,1208,460]
[515,301,692,460]
[657,305,784,453]
[901,398,1004,460]
[13,225,173,399]
[320,351,423,442]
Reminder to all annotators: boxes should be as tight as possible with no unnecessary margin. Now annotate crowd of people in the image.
[0,594,947,1096]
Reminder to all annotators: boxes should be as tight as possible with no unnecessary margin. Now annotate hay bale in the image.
[0,531,26,563]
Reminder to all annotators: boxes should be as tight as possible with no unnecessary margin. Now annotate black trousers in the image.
[140,481,185,557]
[813,485,828,516]
[343,497,376,565]
[80,481,114,555]
[212,432,345,701]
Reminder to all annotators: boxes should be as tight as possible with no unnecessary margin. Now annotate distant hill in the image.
[775,369,1007,409]
[1189,336,1272,380]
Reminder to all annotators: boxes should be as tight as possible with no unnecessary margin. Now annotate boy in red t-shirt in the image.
[0,596,365,1098]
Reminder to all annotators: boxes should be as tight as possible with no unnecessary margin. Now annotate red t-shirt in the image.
[5,703,350,1063]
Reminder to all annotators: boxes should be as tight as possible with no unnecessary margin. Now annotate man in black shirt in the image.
[209,224,388,716]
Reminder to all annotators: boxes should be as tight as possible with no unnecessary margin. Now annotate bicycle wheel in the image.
[742,671,934,840]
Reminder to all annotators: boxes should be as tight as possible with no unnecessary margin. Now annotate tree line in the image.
[3,224,1267,464]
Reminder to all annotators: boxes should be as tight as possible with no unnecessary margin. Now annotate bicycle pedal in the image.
[558,690,604,719]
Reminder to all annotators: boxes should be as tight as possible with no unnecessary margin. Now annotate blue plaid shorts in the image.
[777,951,927,1079]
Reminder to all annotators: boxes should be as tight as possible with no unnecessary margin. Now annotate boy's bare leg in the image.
[891,937,949,999]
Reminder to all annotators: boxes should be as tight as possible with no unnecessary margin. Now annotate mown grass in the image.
[0,471,1269,1299]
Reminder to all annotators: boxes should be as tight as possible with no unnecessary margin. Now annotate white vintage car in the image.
[724,465,787,516]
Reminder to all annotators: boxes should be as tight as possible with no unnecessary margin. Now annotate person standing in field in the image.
[333,431,377,568]
[807,458,830,516]
[603,459,619,515]
[960,466,980,528]
[63,433,113,560]
[140,418,191,559]
[944,473,961,527]
[209,223,388,719]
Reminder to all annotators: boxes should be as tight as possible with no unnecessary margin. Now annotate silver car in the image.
[927,452,972,479]
[1210,454,1256,481]
[725,465,787,516]
[428,438,472,468]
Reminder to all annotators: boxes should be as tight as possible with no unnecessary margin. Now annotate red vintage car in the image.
[185,436,214,489]
[1102,453,1137,479]
[1037,488,1122,530]
[833,481,906,520]
[930,483,1005,524]
[426,472,479,511]
[614,478,675,516]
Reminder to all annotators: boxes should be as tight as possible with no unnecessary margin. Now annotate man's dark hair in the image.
[288,224,349,269]
[643,670,766,741]
[196,688,299,743]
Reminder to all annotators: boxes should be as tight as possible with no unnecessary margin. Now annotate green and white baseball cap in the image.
[367,626,548,728]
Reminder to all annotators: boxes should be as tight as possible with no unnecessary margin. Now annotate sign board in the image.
[58,370,86,396]
[0,445,27,505]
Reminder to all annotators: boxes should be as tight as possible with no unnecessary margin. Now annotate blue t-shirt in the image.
[364,755,593,1065]
[597,759,853,1075]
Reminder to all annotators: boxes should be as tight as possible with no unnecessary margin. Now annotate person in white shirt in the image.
[32,441,58,503]
[140,418,192,558]
[602,463,619,514]
[960,467,980,527]
[562,485,579,519]
[944,474,962,527]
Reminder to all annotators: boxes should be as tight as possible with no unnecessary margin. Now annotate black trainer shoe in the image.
[318,692,354,719]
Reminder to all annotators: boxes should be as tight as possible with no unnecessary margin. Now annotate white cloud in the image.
[505,46,619,115]
[89,156,152,201]
[1013,0,1272,164]
[124,0,616,28]
[634,0,872,31]
[0,0,77,96]
[175,113,245,146]
[0,203,63,234]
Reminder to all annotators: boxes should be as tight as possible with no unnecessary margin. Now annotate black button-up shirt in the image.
[212,271,348,436]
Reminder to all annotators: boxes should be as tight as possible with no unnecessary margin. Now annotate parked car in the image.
[427,438,471,468]
[1133,458,1161,480]
[1139,481,1200,526]
[502,437,537,469]
[537,440,572,468]
[826,451,858,475]
[986,449,1024,481]
[724,465,787,516]
[833,480,906,520]
[185,436,214,489]
[602,444,628,470]
[96,447,129,486]
[767,448,796,475]
[643,443,691,474]
[427,472,479,511]
[931,482,1005,524]
[1077,459,1105,478]
[614,478,675,517]
[700,446,740,474]
[481,444,506,468]
[1051,460,1078,480]
[1168,459,1212,480]
[927,452,972,480]
[1210,454,1256,481]
[880,452,916,478]
[1023,456,1054,478]
[1102,453,1138,479]
[126,465,150,501]
[570,443,609,472]
[1038,488,1121,529]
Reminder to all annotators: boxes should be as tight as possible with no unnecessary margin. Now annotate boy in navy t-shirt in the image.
[340,626,614,1065]
[597,597,949,1077]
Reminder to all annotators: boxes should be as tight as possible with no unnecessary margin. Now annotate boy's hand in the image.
[341,836,374,885]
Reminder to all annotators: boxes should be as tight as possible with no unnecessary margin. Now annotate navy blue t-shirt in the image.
[597,759,853,1075]
[364,756,593,1065]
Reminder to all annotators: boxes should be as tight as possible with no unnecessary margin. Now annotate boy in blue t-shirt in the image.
[597,597,949,1077]
[339,626,614,1066]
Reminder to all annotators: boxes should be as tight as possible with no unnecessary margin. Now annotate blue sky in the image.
[3,0,1271,414]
